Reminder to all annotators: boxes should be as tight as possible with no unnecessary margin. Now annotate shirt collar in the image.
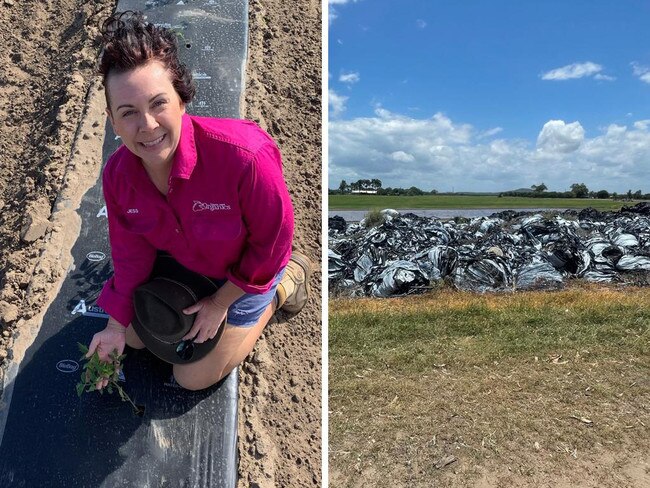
[115,113,197,181]
[170,113,198,180]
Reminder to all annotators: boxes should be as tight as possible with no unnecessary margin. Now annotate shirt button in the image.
[175,228,180,233]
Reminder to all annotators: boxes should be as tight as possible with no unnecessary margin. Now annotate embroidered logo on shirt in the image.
[192,200,232,212]
[127,208,139,214]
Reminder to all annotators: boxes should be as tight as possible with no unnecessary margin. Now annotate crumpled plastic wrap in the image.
[329,203,650,297]
[370,260,430,297]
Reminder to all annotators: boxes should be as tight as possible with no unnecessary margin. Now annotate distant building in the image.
[350,190,378,194]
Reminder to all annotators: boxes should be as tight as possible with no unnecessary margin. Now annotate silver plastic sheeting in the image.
[329,203,650,297]
[423,245,458,280]
[616,255,650,271]
[354,253,374,282]
[515,259,564,290]
[454,256,512,292]
[370,260,430,297]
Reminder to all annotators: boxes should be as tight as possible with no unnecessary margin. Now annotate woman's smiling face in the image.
[106,61,185,169]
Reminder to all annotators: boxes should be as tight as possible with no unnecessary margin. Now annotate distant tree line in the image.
[502,182,650,200]
[330,179,437,196]
[336,179,382,193]
[330,179,649,200]
[376,187,438,196]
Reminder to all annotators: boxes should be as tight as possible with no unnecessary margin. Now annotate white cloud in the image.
[631,62,650,84]
[594,73,615,81]
[391,151,415,162]
[339,71,360,84]
[328,0,361,24]
[536,120,585,153]
[416,19,427,29]
[329,110,650,192]
[604,124,626,137]
[329,89,348,118]
[631,62,646,76]
[541,62,604,81]
[478,127,503,139]
[634,120,650,130]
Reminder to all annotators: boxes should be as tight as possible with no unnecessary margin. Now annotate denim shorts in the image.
[151,251,285,328]
[212,267,285,327]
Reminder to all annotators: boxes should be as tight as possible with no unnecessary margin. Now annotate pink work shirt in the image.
[97,114,294,327]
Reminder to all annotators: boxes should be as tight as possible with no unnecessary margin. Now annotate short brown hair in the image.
[99,11,195,106]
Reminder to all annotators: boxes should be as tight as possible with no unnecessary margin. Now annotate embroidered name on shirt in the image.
[127,208,139,214]
[192,200,232,212]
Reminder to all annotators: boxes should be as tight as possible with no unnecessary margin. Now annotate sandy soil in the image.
[0,0,115,363]
[239,0,322,486]
[0,1,322,487]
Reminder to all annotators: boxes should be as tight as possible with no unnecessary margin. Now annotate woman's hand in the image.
[86,317,127,390]
[182,294,228,343]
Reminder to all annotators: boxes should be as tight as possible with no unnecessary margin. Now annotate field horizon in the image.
[329,194,648,211]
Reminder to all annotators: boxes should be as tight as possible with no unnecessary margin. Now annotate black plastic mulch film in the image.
[329,203,650,297]
[0,1,247,486]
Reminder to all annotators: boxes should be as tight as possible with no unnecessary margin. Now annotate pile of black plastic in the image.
[328,203,650,297]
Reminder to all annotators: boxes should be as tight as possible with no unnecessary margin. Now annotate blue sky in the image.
[328,0,650,193]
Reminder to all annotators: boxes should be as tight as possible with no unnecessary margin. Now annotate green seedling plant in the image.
[76,343,143,416]
[170,27,186,43]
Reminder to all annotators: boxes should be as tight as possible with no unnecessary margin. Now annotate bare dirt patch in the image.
[0,0,115,364]
[330,286,650,487]
[239,1,322,486]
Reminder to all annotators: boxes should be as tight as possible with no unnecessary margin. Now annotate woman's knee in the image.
[171,317,269,390]
[173,364,228,391]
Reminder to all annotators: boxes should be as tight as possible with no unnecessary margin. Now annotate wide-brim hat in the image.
[131,257,224,364]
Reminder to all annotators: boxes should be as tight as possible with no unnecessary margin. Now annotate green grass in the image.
[330,287,649,370]
[329,194,643,211]
[329,287,650,487]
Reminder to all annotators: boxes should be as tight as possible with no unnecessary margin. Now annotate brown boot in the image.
[276,252,312,314]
